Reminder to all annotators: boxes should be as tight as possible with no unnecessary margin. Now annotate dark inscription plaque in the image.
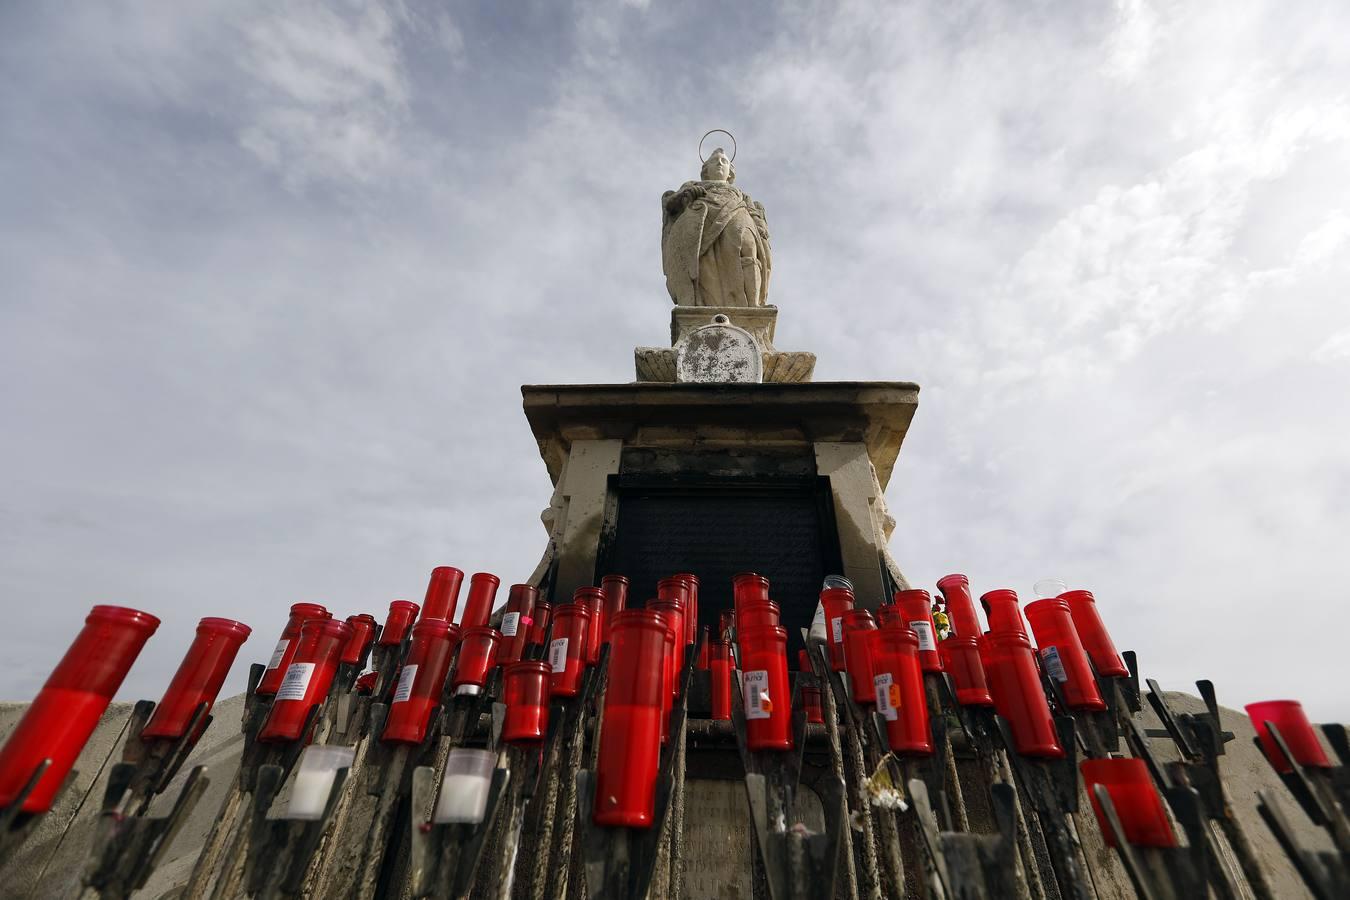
[601,480,841,665]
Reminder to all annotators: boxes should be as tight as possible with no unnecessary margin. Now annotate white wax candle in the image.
[433,772,490,824]
[289,767,337,820]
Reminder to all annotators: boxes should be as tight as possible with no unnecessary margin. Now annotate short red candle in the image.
[0,606,159,812]
[502,661,550,743]
[819,587,855,671]
[1024,598,1106,712]
[257,602,329,695]
[894,589,943,672]
[1246,700,1331,772]
[258,617,351,743]
[500,584,539,665]
[420,566,465,623]
[710,640,732,721]
[459,572,501,630]
[876,603,905,630]
[737,600,781,631]
[1060,589,1129,677]
[842,609,879,704]
[980,588,1027,636]
[377,600,419,647]
[1081,759,1177,847]
[451,626,500,695]
[655,611,676,744]
[141,617,252,741]
[340,614,378,666]
[594,610,667,827]
[382,620,458,744]
[529,601,552,649]
[871,626,932,755]
[936,574,981,640]
[979,631,1063,758]
[675,573,700,645]
[650,599,686,687]
[575,586,606,666]
[940,637,994,706]
[600,575,629,644]
[739,625,792,751]
[547,602,592,698]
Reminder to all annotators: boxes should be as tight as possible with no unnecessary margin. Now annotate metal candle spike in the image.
[242,762,351,899]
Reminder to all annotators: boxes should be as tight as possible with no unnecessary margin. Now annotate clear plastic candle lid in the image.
[1033,578,1068,599]
[822,574,854,591]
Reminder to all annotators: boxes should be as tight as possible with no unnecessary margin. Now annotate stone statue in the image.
[661,144,771,307]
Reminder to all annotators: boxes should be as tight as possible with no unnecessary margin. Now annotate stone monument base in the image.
[636,304,816,383]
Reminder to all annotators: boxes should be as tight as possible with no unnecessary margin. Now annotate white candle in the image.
[287,744,355,821]
[433,772,491,824]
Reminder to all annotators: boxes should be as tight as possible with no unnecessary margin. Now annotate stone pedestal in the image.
[635,305,816,384]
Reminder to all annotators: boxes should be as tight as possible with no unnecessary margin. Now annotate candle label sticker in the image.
[910,620,936,652]
[501,612,521,637]
[1041,646,1069,682]
[743,670,772,719]
[548,637,568,673]
[275,662,315,701]
[874,672,900,721]
[831,616,844,643]
[393,664,419,703]
[266,639,290,670]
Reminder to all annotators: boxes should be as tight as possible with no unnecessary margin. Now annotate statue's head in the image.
[701,148,734,183]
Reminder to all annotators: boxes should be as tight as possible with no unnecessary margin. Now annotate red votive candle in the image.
[502,661,550,743]
[451,626,500,696]
[732,572,770,616]
[258,617,351,743]
[675,573,700,645]
[383,620,458,743]
[1060,589,1129,677]
[377,600,419,647]
[500,584,539,665]
[1246,700,1331,772]
[871,626,932,755]
[980,631,1062,758]
[842,609,879,704]
[937,574,982,639]
[876,603,905,630]
[548,602,592,698]
[594,610,667,827]
[819,587,855,671]
[1081,758,1177,847]
[798,652,824,724]
[600,575,629,644]
[257,602,329,695]
[420,566,464,622]
[0,606,160,812]
[340,614,378,666]
[895,589,943,672]
[940,637,994,707]
[738,600,781,631]
[697,627,711,669]
[141,617,251,741]
[980,589,1027,636]
[650,600,686,691]
[459,572,501,630]
[1024,598,1106,712]
[529,601,552,649]
[739,625,792,751]
[575,587,606,666]
[710,639,732,721]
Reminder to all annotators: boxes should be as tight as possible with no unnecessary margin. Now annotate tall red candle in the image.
[340,614,378,666]
[529,601,552,649]
[257,602,329,695]
[0,606,159,812]
[258,617,350,743]
[502,661,550,743]
[894,589,943,672]
[841,609,879,704]
[419,566,465,623]
[871,626,932,755]
[451,626,500,695]
[739,625,792,751]
[718,608,736,641]
[382,620,458,743]
[575,586,606,665]
[547,602,591,698]
[1024,598,1106,712]
[980,589,1027,636]
[940,637,994,707]
[936,574,982,639]
[737,600,780,631]
[500,584,539,665]
[1060,589,1129,677]
[675,573,700,645]
[599,575,629,644]
[732,573,770,618]
[141,617,251,741]
[459,572,501,630]
[649,599,686,691]
[654,610,676,744]
[377,600,419,647]
[709,639,732,721]
[819,587,854,671]
[594,610,667,827]
[979,631,1062,758]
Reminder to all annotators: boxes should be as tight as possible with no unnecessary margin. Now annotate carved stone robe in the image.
[662,181,771,307]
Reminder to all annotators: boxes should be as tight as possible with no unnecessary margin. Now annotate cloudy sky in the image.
[3,1,1348,718]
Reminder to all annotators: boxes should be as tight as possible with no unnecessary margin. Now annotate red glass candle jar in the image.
[710,639,732,721]
[594,610,667,827]
[650,600,686,690]
[460,573,501,630]
[500,584,539,665]
[876,603,904,629]
[979,631,1062,758]
[937,574,982,640]
[819,587,854,671]
[548,602,592,698]
[0,606,160,812]
[803,681,824,724]
[732,573,770,618]
[718,609,736,641]
[382,620,458,744]
[600,575,629,644]
[257,602,329,695]
[940,637,993,707]
[340,614,378,666]
[871,626,932,755]
[355,671,377,695]
[575,587,606,665]
[529,601,552,649]
[1081,759,1177,847]
[739,625,792,751]
[697,628,711,669]
[1024,599,1106,712]
[1060,589,1129,677]
[657,576,691,612]
[660,615,676,744]
[258,618,351,743]
[675,573,700,645]
[420,566,464,622]
[502,661,550,743]
[377,600,419,647]
[451,626,500,696]
[1246,700,1331,772]
[894,589,943,672]
[738,600,780,631]
[141,617,252,741]
[841,609,879,704]
[980,589,1026,636]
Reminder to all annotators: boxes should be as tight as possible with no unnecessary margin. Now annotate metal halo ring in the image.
[699,129,737,163]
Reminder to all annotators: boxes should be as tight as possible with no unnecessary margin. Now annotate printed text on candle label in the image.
[1041,646,1068,682]
[267,639,289,670]
[743,670,772,719]
[393,664,419,703]
[501,612,520,637]
[874,672,900,721]
[831,616,844,643]
[275,662,315,701]
[910,620,936,652]
[549,637,568,673]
